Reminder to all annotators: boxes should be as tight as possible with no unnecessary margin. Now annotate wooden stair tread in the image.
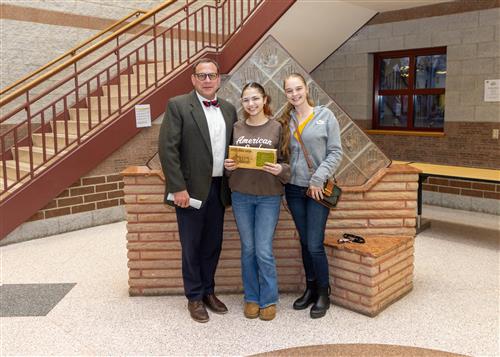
[3,160,38,170]
[32,132,78,138]
[16,146,56,154]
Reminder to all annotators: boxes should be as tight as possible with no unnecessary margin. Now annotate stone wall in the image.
[122,164,419,296]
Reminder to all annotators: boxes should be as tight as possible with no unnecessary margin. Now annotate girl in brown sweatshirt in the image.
[224,82,290,321]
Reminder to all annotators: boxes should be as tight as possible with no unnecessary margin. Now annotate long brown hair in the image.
[277,73,314,162]
[240,82,273,119]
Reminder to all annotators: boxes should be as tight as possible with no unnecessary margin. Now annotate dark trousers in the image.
[175,177,225,301]
[285,183,330,288]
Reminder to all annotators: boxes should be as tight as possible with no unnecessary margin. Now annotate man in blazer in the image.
[158,58,237,323]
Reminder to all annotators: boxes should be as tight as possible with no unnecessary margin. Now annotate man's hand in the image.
[174,190,190,208]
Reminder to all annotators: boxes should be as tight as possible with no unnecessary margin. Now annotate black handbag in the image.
[293,118,342,209]
[311,176,342,209]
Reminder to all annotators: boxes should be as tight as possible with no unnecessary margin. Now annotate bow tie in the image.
[202,99,220,108]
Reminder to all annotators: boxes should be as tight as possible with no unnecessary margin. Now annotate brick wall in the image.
[423,177,500,200]
[360,122,500,170]
[123,168,303,296]
[27,173,125,222]
[123,164,419,296]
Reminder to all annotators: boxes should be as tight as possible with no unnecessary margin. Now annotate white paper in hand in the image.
[167,193,202,209]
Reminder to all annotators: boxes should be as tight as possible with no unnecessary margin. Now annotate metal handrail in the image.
[0,0,177,107]
[0,9,148,98]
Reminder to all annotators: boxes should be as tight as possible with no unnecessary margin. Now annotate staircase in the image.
[0,0,296,239]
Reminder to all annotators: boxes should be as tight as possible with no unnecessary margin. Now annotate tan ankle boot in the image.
[259,305,276,321]
[244,302,259,319]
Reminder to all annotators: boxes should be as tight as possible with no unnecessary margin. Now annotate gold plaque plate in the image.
[228,146,277,170]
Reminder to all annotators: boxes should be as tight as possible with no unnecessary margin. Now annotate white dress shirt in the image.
[196,92,226,177]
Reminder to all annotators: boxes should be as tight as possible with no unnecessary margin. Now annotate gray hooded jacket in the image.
[289,106,343,187]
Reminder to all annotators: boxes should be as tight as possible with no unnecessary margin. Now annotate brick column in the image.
[325,235,415,317]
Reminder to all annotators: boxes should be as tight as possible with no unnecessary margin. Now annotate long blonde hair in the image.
[277,73,315,162]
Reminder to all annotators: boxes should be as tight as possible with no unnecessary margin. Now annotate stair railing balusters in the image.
[46,109,55,159]
[74,63,81,144]
[153,14,159,86]
[135,52,141,96]
[63,97,69,147]
[51,104,58,156]
[116,36,122,116]
[177,23,182,68]
[1,138,7,191]
[41,111,50,163]
[85,81,91,131]
[25,92,34,179]
[226,0,229,43]
[96,75,102,124]
[13,128,20,181]
[170,28,174,71]
[144,42,149,91]
[209,4,212,48]
[126,57,132,101]
[186,4,190,64]
[234,0,237,33]
[194,8,198,54]
[162,32,167,76]
[104,68,109,118]
[241,0,244,26]
[201,7,205,49]
[40,107,47,166]
[221,1,225,49]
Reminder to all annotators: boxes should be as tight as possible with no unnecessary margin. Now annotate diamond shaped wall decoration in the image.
[220,36,391,186]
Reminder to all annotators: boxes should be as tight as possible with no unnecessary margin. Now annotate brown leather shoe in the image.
[259,304,276,321]
[202,294,228,314]
[244,302,259,319]
[188,300,209,323]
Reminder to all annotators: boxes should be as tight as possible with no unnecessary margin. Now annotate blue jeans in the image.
[285,184,330,288]
[231,191,281,308]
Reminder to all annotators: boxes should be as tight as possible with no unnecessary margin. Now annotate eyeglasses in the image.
[194,72,218,81]
[337,233,366,244]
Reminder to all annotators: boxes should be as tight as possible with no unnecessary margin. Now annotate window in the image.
[373,47,446,131]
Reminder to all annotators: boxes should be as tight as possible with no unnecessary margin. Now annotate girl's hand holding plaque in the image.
[262,163,282,176]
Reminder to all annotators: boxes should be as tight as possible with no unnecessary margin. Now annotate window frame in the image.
[372,46,447,132]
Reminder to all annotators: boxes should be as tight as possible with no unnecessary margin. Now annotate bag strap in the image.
[292,116,314,174]
[292,116,337,184]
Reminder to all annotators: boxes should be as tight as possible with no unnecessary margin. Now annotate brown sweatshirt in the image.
[228,119,290,195]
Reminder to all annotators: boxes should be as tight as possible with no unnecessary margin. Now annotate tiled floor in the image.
[0,205,498,356]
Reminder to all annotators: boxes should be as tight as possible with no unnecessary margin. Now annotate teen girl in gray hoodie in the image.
[278,73,343,319]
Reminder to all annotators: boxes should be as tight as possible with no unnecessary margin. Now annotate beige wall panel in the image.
[1,0,166,19]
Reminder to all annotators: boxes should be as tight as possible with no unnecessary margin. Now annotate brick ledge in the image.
[122,165,420,194]
[325,235,413,258]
